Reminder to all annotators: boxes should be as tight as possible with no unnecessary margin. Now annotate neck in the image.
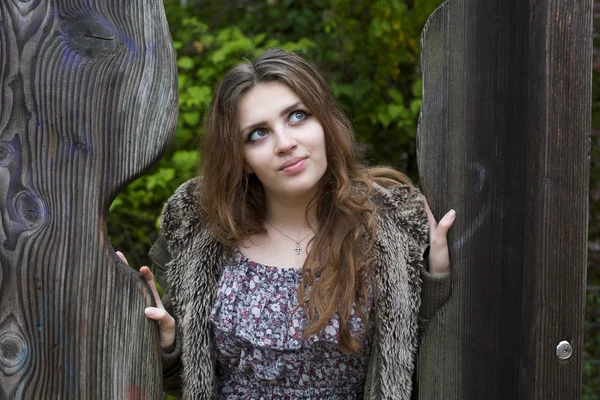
[264,192,319,232]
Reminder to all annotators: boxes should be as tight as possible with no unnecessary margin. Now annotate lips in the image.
[279,157,308,171]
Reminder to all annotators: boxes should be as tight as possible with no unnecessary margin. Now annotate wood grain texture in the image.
[0,0,178,398]
[417,0,591,398]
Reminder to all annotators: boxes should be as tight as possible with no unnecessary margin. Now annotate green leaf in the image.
[185,86,212,107]
[178,74,189,90]
[388,88,404,104]
[330,83,354,98]
[146,168,176,190]
[388,104,404,120]
[253,33,267,45]
[177,56,195,70]
[377,109,392,128]
[196,67,217,82]
[409,99,422,115]
[182,111,200,126]
[399,107,412,120]
[202,34,215,47]
[172,150,199,173]
[412,79,423,98]
[175,126,193,143]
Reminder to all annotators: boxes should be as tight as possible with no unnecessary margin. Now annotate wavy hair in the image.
[200,48,412,353]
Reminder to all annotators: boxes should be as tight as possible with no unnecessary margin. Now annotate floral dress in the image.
[209,248,372,400]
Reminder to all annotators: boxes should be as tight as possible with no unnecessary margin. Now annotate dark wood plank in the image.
[0,1,178,398]
[417,0,591,398]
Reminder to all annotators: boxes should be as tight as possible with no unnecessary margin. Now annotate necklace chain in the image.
[265,220,313,255]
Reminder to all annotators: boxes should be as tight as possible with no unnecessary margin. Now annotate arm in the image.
[418,260,451,322]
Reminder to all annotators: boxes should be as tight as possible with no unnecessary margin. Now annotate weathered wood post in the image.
[417,0,592,398]
[0,1,178,398]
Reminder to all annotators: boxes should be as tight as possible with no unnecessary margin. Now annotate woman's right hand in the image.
[116,251,176,352]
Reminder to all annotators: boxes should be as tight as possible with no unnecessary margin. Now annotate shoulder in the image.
[370,182,429,247]
[160,177,207,252]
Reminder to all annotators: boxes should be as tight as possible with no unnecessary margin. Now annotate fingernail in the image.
[447,209,456,220]
[145,308,154,317]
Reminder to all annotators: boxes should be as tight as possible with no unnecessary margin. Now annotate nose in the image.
[273,127,297,154]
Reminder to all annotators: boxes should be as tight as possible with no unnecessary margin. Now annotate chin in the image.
[288,178,326,197]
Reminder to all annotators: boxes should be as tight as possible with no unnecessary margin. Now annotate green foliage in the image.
[314,0,440,173]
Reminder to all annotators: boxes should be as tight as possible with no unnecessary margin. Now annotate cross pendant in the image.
[295,242,302,255]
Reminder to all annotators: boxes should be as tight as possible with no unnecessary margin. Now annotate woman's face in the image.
[238,82,328,202]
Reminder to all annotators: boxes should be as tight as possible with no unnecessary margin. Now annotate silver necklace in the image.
[265,221,313,255]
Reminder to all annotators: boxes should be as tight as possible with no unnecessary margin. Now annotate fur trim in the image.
[163,178,224,399]
[368,184,427,398]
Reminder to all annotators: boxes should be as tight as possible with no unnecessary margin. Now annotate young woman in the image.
[120,48,455,399]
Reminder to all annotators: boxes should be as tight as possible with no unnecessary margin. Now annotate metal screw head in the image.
[556,341,573,360]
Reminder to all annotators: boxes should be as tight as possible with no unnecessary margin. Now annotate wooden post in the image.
[0,1,178,398]
[417,0,592,398]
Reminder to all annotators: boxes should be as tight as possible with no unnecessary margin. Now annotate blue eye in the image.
[289,110,309,123]
[248,128,268,142]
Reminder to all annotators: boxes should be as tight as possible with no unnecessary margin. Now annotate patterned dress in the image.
[209,248,372,400]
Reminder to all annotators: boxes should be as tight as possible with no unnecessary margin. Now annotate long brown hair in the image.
[200,48,412,353]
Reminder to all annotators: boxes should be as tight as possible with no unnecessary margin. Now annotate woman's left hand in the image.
[424,200,456,276]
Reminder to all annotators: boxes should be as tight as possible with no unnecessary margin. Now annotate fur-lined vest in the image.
[148,178,451,399]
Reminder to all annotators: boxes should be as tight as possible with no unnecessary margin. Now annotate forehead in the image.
[237,82,301,126]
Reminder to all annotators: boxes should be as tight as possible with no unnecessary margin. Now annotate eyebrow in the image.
[240,101,303,135]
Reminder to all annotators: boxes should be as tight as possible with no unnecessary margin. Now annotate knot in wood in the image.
[13,191,45,229]
[0,328,28,376]
[60,16,119,58]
